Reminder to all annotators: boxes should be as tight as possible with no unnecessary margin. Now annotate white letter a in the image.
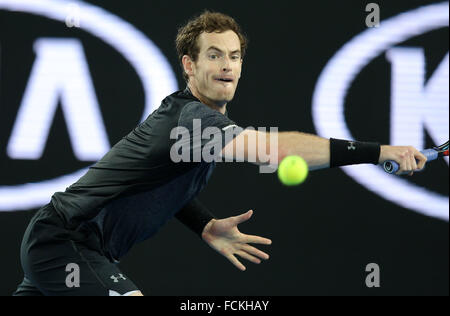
[7,38,110,161]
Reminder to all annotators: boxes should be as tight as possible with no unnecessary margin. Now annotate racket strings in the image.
[434,141,449,152]
[433,140,449,157]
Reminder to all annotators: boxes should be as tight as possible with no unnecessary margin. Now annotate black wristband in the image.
[330,138,381,168]
[175,198,215,238]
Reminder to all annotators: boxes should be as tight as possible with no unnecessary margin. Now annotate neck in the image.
[188,82,227,115]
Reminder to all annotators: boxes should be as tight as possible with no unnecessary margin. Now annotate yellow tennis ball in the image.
[278,155,309,186]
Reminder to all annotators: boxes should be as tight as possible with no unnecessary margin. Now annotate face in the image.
[184,30,243,107]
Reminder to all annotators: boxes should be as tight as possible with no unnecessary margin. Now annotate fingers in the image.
[396,147,426,176]
[406,151,414,176]
[222,237,272,271]
[224,246,270,271]
[232,210,253,225]
[236,251,261,264]
[226,254,246,271]
[415,150,427,170]
[242,234,272,245]
[241,244,270,260]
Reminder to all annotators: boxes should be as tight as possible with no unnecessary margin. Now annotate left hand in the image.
[201,210,272,271]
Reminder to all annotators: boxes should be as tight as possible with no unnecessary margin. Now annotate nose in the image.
[221,56,231,72]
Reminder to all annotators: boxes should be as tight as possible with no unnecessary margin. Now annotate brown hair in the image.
[175,11,248,82]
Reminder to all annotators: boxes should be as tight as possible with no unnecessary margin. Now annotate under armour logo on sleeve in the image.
[222,124,238,131]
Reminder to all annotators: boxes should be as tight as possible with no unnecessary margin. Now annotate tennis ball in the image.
[278,155,309,186]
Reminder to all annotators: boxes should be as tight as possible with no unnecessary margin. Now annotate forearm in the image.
[223,129,379,171]
[277,132,330,170]
[276,133,381,170]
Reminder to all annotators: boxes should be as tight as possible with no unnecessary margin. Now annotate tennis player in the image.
[13,11,426,296]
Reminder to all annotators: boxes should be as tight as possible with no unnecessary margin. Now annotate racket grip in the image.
[383,149,438,174]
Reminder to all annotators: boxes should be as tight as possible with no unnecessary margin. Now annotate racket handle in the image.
[383,149,439,174]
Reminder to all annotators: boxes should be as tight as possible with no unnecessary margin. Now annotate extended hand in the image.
[379,145,427,176]
[201,210,272,271]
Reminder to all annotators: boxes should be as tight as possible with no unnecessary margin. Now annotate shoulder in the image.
[179,102,235,130]
[144,89,198,122]
[180,101,215,119]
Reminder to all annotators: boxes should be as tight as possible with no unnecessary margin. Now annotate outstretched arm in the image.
[220,129,427,175]
[201,210,272,271]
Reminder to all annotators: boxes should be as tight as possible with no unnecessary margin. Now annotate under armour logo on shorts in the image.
[110,273,127,283]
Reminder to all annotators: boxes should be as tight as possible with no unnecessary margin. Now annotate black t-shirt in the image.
[51,87,241,261]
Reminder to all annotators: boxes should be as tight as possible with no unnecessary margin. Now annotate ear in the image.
[182,55,195,77]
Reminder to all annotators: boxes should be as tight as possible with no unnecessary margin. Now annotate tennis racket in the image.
[383,140,449,174]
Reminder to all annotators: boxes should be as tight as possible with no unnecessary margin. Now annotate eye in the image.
[209,54,218,60]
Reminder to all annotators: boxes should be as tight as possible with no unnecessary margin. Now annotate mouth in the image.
[214,77,234,84]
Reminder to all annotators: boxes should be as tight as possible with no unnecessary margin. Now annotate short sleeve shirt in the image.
[51,87,242,261]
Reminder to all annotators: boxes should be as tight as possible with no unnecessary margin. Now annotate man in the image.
[14,11,426,296]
